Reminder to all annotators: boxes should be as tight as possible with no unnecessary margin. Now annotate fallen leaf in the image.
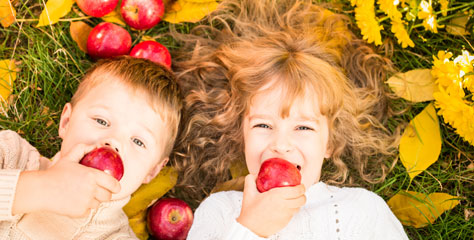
[399,103,441,180]
[164,0,219,23]
[123,166,178,218]
[128,209,149,240]
[101,8,126,26]
[211,176,245,193]
[387,190,460,228]
[446,14,470,36]
[0,59,17,107]
[230,159,248,179]
[37,0,74,27]
[386,69,436,102]
[70,21,93,53]
[0,0,15,27]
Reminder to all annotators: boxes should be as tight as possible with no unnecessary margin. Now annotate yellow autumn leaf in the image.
[212,176,245,193]
[101,8,126,26]
[230,160,248,179]
[446,14,470,36]
[128,209,149,240]
[123,166,178,218]
[70,21,93,53]
[386,69,436,102]
[400,103,441,180]
[0,59,17,107]
[387,190,460,228]
[164,0,219,23]
[0,0,15,28]
[37,0,74,27]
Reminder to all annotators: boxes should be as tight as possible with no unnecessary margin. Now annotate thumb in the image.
[243,173,259,197]
[61,144,96,163]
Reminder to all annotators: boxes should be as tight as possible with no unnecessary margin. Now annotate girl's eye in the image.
[254,123,271,129]
[133,138,146,148]
[95,118,109,127]
[297,125,313,131]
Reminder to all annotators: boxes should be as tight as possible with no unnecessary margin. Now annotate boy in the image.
[0,56,182,239]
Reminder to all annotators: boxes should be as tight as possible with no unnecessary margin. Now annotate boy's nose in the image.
[101,139,121,153]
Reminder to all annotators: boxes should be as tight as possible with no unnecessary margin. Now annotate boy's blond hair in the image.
[71,56,182,158]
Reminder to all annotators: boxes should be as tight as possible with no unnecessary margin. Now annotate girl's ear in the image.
[143,157,169,184]
[324,145,332,159]
[58,103,72,139]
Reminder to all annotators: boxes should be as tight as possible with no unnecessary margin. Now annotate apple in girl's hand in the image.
[87,22,132,59]
[76,0,118,17]
[121,0,165,30]
[147,198,194,240]
[256,158,301,193]
[129,41,171,69]
[80,146,124,181]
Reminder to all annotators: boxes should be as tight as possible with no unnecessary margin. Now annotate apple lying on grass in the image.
[80,146,124,181]
[76,0,119,17]
[129,41,171,69]
[121,0,165,30]
[87,22,132,59]
[256,158,301,193]
[147,198,194,240]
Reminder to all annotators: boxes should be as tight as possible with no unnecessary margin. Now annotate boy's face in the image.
[59,75,168,200]
[242,82,331,191]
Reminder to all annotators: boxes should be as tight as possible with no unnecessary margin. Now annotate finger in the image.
[94,170,121,193]
[243,174,259,195]
[269,184,306,199]
[62,144,97,163]
[94,187,113,203]
[284,194,307,208]
[89,199,101,210]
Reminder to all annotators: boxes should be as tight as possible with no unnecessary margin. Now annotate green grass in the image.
[1,0,473,239]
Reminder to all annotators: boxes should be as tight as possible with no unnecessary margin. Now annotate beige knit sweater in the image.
[0,130,138,240]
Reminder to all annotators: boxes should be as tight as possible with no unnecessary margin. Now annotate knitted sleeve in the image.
[187,191,267,240]
[0,130,41,220]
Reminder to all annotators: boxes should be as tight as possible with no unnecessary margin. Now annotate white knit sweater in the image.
[188,181,409,240]
[0,130,137,239]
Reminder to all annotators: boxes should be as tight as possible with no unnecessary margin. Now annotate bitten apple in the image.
[87,22,132,59]
[80,146,124,181]
[129,41,171,69]
[121,0,164,30]
[256,158,301,193]
[76,0,118,17]
[147,198,194,240]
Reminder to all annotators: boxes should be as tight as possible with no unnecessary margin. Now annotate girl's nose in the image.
[269,132,293,153]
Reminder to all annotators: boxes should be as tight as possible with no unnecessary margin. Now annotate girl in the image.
[171,0,408,239]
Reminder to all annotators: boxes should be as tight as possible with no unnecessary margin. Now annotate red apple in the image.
[76,0,118,17]
[80,146,124,181]
[256,158,301,193]
[87,22,132,59]
[121,0,164,30]
[147,198,194,240]
[129,41,171,69]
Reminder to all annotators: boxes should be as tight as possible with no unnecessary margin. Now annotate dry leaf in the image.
[400,103,441,180]
[128,209,149,240]
[70,21,93,53]
[0,0,15,27]
[230,160,248,179]
[164,0,218,23]
[211,176,245,193]
[37,0,74,27]
[386,69,436,102]
[0,59,17,107]
[101,8,126,26]
[387,190,460,228]
[123,166,178,218]
[446,14,469,36]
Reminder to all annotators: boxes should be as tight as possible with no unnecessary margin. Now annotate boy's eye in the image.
[133,138,146,148]
[254,123,271,129]
[95,118,109,127]
[297,125,313,130]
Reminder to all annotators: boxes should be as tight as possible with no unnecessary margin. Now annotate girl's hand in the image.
[236,174,306,237]
[13,144,121,217]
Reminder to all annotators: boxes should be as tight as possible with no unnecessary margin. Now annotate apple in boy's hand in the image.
[76,0,118,17]
[129,41,171,69]
[147,198,194,240]
[256,158,301,193]
[80,146,124,181]
[121,0,165,30]
[87,22,132,59]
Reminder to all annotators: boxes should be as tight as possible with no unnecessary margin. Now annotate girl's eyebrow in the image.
[248,114,273,121]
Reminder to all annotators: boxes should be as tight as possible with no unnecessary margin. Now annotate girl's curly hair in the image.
[169,0,401,205]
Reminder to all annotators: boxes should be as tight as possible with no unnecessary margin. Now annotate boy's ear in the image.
[142,157,169,184]
[58,103,72,139]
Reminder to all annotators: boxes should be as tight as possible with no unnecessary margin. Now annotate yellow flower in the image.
[391,20,414,48]
[440,0,449,16]
[378,0,402,19]
[418,0,442,33]
[354,0,383,45]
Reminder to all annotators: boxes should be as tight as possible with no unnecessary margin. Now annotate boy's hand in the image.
[236,174,306,237]
[13,144,121,217]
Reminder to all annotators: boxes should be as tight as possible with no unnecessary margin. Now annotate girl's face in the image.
[242,83,331,191]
